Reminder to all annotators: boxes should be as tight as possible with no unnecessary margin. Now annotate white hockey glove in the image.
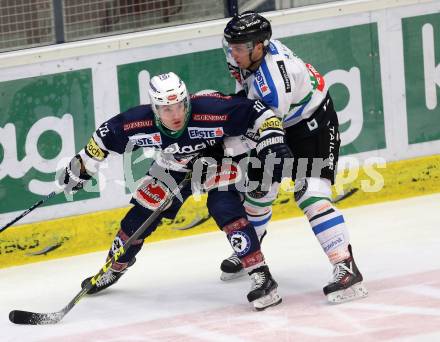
[58,154,92,194]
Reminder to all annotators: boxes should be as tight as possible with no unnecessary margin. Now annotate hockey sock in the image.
[244,195,276,241]
[246,208,272,240]
[223,217,265,272]
[299,197,350,264]
[107,229,144,267]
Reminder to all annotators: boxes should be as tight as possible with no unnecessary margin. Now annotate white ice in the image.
[1,193,440,341]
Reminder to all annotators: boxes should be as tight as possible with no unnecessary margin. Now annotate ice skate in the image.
[81,258,136,294]
[323,245,368,303]
[220,253,246,281]
[247,265,282,311]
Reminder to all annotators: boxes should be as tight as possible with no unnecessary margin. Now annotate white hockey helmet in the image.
[148,72,190,132]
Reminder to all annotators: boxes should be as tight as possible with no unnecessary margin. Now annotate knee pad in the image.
[294,177,332,211]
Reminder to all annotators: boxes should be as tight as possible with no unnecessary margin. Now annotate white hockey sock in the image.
[247,209,272,241]
[301,198,350,263]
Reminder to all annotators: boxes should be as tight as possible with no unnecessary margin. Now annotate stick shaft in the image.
[0,190,60,233]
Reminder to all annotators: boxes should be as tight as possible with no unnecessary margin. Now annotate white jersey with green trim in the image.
[226,39,328,128]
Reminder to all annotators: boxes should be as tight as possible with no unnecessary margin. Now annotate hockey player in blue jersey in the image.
[220,11,368,303]
[57,72,291,310]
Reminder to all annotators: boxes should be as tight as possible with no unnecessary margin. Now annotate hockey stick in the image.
[0,189,63,234]
[9,172,192,325]
[333,187,359,204]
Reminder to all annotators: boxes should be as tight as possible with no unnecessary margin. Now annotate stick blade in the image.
[9,310,63,325]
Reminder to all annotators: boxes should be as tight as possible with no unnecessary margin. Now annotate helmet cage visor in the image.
[222,37,254,57]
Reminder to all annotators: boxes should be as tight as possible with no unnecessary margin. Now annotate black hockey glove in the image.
[200,142,225,164]
[58,154,92,194]
[191,142,226,188]
[256,132,292,184]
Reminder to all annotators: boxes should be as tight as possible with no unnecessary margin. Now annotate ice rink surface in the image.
[1,193,440,341]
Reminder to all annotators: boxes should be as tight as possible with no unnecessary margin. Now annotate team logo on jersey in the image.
[306,63,325,92]
[85,137,107,161]
[129,133,162,146]
[123,120,153,131]
[188,127,224,139]
[254,69,271,97]
[163,142,206,154]
[276,61,291,93]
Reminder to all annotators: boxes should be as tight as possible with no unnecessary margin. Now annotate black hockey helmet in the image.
[224,11,272,47]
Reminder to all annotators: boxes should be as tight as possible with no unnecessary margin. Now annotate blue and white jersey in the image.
[226,39,327,128]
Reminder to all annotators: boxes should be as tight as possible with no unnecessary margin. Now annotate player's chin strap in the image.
[9,171,193,325]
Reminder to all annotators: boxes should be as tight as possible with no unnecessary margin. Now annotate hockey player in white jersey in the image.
[220,11,368,303]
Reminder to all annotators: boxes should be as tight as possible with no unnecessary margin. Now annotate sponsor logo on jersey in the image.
[188,127,224,139]
[203,161,242,191]
[276,60,291,93]
[163,142,206,154]
[190,93,232,100]
[255,69,271,97]
[306,63,325,92]
[129,132,162,146]
[192,114,229,122]
[135,178,170,210]
[85,137,107,161]
[259,117,283,134]
[123,120,153,131]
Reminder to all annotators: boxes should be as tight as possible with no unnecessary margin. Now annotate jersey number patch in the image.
[253,100,266,113]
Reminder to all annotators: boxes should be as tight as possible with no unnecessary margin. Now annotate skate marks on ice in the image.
[48,268,440,341]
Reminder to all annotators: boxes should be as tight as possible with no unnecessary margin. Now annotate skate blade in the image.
[252,291,282,311]
[327,282,368,304]
[220,269,246,281]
